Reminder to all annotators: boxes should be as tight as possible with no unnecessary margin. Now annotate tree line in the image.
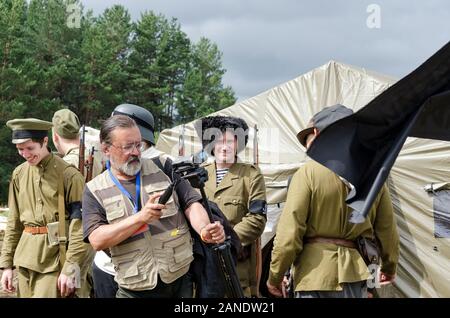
[0,0,236,203]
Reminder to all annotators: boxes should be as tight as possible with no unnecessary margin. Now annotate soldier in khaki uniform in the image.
[0,118,90,298]
[52,109,103,179]
[52,109,103,297]
[199,116,267,297]
[267,105,400,298]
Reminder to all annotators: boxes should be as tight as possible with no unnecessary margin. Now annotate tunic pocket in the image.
[223,195,245,225]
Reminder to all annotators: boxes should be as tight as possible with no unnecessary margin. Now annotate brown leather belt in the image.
[305,237,356,248]
[23,226,48,235]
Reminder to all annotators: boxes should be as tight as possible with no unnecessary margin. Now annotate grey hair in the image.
[100,115,138,145]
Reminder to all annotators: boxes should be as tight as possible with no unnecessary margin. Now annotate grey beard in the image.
[111,156,142,177]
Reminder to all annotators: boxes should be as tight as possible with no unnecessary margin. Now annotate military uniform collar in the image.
[211,162,241,193]
[37,152,54,170]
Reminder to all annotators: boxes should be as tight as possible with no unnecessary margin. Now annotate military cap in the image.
[297,104,353,147]
[52,109,81,139]
[6,118,53,144]
[196,115,249,153]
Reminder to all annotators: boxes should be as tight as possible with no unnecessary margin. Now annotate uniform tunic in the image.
[0,153,89,296]
[268,160,399,292]
[203,162,267,294]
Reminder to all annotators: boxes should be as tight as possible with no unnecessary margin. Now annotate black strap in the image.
[249,199,267,216]
[151,156,173,181]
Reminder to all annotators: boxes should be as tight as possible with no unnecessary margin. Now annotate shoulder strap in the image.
[55,160,67,270]
[151,156,173,181]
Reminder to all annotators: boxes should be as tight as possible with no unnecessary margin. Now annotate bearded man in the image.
[81,115,225,298]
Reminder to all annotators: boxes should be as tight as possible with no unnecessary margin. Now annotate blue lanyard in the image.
[106,160,141,213]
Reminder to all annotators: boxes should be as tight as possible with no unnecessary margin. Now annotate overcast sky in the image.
[80,0,450,101]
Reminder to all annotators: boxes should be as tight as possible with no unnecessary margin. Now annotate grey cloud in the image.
[80,0,450,101]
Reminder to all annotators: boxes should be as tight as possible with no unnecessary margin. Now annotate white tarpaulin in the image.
[156,61,450,297]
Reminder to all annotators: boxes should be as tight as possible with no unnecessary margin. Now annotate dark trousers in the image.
[116,273,193,298]
[92,262,118,298]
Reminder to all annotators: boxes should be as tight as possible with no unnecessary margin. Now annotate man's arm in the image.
[184,202,225,244]
[267,168,310,295]
[0,171,23,270]
[374,185,400,279]
[59,169,91,296]
[0,170,23,293]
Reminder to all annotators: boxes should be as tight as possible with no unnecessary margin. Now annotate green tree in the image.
[78,5,131,126]
[177,37,236,123]
[0,0,28,203]
[127,12,191,130]
[0,2,236,204]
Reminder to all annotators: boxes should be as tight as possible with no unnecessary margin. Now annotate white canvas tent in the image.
[156,61,450,297]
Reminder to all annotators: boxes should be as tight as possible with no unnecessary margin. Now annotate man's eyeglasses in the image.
[110,142,144,154]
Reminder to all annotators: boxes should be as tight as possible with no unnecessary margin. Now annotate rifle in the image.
[79,125,86,177]
[159,157,245,298]
[178,124,185,157]
[253,124,263,297]
[85,146,95,182]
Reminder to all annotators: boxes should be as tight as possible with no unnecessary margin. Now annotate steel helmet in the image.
[112,104,155,145]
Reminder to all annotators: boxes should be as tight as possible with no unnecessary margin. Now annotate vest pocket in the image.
[106,207,126,222]
[169,239,194,273]
[103,196,127,223]
[144,185,178,219]
[163,229,194,273]
[160,199,178,219]
[114,250,145,284]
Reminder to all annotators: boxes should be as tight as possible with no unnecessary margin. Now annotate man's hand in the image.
[139,192,164,224]
[57,273,76,298]
[200,221,225,244]
[281,274,291,298]
[1,268,15,293]
[379,272,395,285]
[266,281,283,298]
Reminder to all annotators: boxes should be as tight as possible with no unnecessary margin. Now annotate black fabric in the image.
[249,199,267,216]
[189,200,242,298]
[68,201,82,220]
[92,262,118,298]
[12,129,47,140]
[152,156,242,297]
[307,41,450,221]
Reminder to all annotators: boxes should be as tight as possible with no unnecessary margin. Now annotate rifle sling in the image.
[57,163,67,270]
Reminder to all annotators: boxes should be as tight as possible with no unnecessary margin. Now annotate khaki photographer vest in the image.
[86,158,193,291]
